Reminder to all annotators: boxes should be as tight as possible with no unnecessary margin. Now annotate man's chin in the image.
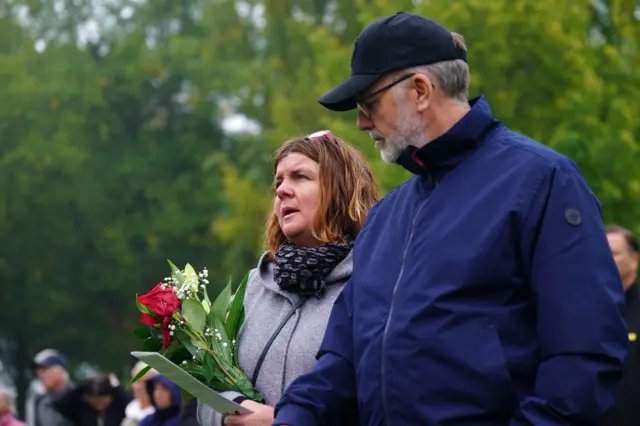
[380,147,402,164]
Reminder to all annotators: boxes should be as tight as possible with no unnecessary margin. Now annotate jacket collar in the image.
[396,95,500,177]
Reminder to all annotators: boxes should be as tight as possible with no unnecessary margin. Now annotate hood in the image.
[145,374,182,410]
[254,249,353,297]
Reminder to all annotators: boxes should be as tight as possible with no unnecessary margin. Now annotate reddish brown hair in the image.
[265,134,380,256]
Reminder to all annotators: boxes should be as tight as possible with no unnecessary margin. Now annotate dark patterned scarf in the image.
[273,240,352,297]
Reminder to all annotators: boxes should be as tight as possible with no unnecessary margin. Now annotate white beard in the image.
[372,94,427,164]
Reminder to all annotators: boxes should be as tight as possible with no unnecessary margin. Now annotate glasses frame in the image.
[356,73,416,118]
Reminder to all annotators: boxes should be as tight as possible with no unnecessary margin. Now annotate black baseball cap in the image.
[318,12,467,111]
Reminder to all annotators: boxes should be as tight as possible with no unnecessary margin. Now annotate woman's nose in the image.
[276,181,293,199]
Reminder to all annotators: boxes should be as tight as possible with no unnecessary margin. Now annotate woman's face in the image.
[152,382,173,409]
[274,153,321,247]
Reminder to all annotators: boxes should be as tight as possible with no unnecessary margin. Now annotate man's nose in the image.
[357,110,374,131]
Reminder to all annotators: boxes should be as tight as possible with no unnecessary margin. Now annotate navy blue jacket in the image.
[273,96,628,426]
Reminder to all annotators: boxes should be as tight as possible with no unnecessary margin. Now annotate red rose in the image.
[137,283,181,347]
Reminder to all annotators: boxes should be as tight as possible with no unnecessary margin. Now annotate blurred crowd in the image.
[0,350,198,426]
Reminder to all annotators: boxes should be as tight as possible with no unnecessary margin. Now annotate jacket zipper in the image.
[381,174,437,425]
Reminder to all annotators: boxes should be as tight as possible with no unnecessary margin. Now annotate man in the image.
[31,349,71,426]
[601,224,640,426]
[272,11,628,426]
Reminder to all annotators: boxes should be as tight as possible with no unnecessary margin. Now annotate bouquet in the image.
[131,260,262,402]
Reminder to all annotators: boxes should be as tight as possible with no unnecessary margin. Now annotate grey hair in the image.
[0,387,15,407]
[396,32,470,103]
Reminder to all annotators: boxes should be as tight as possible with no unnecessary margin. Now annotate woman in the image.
[197,130,379,426]
[139,375,182,426]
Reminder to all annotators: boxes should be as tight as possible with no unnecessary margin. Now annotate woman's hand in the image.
[224,400,274,426]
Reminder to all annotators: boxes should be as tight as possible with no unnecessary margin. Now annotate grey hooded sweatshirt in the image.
[197,250,352,425]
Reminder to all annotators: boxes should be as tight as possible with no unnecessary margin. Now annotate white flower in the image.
[182,361,187,365]
[169,331,174,336]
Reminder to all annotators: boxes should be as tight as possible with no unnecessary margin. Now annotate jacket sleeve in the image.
[272,279,358,426]
[512,164,629,425]
[197,391,243,426]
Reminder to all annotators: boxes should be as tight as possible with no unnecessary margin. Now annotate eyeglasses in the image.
[306,129,337,142]
[357,73,416,118]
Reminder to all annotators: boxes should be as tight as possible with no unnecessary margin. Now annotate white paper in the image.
[130,351,253,415]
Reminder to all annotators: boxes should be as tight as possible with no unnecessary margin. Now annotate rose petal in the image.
[141,312,158,326]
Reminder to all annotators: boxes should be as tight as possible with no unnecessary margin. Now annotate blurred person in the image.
[51,373,130,426]
[31,349,71,426]
[197,131,379,426]
[139,375,181,426]
[121,362,156,426]
[273,11,628,426]
[601,224,640,426]
[0,387,26,426]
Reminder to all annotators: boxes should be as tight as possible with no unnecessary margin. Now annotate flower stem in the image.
[182,324,238,386]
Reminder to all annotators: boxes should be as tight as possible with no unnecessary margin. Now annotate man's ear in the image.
[412,73,434,112]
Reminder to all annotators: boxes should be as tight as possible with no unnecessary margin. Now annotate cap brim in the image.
[318,74,381,112]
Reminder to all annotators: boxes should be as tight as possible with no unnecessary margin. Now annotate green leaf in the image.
[208,314,232,363]
[181,299,206,332]
[172,328,202,361]
[202,352,216,382]
[225,272,249,357]
[133,326,152,340]
[142,337,162,352]
[136,294,158,321]
[167,259,181,275]
[212,278,232,324]
[184,263,197,278]
[168,259,185,286]
[129,366,152,386]
[164,344,191,364]
[181,361,206,381]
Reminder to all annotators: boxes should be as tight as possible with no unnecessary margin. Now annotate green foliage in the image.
[181,299,207,333]
[211,279,232,324]
[132,326,152,340]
